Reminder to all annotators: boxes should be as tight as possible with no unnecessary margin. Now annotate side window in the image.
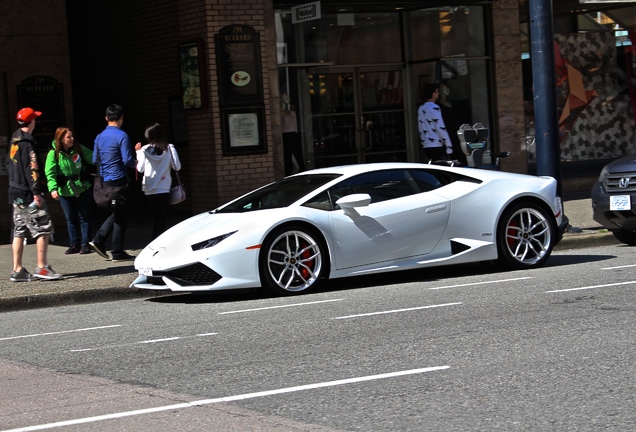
[407,169,445,192]
[329,170,418,207]
[303,191,333,211]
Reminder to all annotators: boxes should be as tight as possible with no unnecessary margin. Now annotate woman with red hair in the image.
[45,127,95,254]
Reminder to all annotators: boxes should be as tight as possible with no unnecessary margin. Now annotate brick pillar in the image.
[492,0,527,174]
[177,0,281,212]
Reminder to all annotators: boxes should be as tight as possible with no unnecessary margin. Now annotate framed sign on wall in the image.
[221,106,267,155]
[179,40,208,109]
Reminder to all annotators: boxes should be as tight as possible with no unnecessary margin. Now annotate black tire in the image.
[259,225,327,295]
[611,229,636,246]
[497,202,555,269]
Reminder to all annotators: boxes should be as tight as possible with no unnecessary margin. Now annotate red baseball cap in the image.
[16,107,42,125]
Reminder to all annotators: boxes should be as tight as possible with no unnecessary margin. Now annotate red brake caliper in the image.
[507,219,518,248]
[300,240,313,279]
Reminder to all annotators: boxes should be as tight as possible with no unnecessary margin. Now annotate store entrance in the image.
[305,66,407,168]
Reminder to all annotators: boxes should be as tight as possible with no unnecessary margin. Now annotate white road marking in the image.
[602,264,636,270]
[218,298,343,314]
[546,280,636,293]
[1,366,450,432]
[428,277,532,290]
[139,337,180,344]
[333,303,461,320]
[0,325,121,342]
[70,333,217,352]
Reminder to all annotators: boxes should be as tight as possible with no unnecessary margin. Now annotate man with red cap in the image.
[7,107,62,281]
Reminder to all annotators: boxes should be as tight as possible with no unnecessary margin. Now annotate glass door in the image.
[305,66,407,168]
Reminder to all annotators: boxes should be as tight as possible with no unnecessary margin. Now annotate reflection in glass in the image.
[278,12,402,65]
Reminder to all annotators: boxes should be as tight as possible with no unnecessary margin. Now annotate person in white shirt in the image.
[417,83,453,163]
[135,123,182,239]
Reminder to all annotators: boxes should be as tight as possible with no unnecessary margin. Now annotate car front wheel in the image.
[259,226,327,295]
[497,202,555,269]
[611,229,636,246]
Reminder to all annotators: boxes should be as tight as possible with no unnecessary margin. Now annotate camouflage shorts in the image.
[12,200,54,239]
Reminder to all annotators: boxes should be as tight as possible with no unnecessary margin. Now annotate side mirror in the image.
[336,193,372,209]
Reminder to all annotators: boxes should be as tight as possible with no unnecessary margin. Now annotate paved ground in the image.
[0,197,619,312]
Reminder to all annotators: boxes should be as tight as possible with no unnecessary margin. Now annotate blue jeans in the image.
[59,189,92,246]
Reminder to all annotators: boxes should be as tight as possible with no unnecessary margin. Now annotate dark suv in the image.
[591,155,636,245]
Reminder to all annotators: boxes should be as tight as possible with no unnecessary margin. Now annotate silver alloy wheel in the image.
[503,207,552,265]
[266,230,323,292]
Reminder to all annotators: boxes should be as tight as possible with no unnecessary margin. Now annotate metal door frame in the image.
[303,63,406,168]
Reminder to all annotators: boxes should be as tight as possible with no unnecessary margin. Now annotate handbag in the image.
[169,150,186,205]
[93,151,127,209]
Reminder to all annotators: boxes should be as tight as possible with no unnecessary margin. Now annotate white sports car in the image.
[131,163,568,295]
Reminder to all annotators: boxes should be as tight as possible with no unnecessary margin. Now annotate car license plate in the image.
[610,195,631,211]
[139,268,153,276]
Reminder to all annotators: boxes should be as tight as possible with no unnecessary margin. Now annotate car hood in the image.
[604,154,636,173]
[147,210,276,250]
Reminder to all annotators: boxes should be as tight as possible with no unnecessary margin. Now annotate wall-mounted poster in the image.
[216,25,263,106]
[221,107,266,155]
[179,40,208,109]
[17,75,65,146]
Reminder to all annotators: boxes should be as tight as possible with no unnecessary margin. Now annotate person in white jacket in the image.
[135,123,182,239]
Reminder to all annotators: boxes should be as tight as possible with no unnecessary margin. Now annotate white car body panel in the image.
[329,192,450,269]
[131,162,567,293]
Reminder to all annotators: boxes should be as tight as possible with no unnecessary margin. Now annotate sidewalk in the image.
[0,197,619,312]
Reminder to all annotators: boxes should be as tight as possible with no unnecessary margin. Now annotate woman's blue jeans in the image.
[59,188,92,246]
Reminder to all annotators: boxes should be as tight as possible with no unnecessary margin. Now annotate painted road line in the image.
[2,366,450,432]
[546,280,636,293]
[428,277,532,290]
[0,325,121,342]
[219,298,343,314]
[333,303,461,320]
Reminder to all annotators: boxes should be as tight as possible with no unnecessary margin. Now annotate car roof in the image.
[289,162,552,184]
[292,162,443,176]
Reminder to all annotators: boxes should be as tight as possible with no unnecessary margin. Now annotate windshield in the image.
[215,174,341,213]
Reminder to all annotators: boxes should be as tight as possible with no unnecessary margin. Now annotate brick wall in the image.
[67,0,281,214]
[492,0,527,174]
[0,0,74,232]
[190,0,279,210]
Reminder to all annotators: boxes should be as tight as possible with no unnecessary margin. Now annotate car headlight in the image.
[598,165,609,183]
[191,231,237,251]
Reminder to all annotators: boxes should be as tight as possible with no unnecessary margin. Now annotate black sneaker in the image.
[89,241,109,259]
[79,244,92,254]
[10,267,32,282]
[65,245,81,255]
[111,252,135,262]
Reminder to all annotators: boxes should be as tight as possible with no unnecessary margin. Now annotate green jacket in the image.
[45,142,94,197]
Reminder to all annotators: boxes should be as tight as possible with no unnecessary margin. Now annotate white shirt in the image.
[417,101,452,151]
[136,143,182,195]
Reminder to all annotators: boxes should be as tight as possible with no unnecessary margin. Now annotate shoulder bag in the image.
[169,149,186,205]
[93,150,127,209]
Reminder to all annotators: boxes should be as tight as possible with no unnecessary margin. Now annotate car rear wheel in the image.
[497,202,555,269]
[611,229,636,246]
[259,226,327,295]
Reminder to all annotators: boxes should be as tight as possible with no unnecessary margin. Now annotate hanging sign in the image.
[292,2,321,24]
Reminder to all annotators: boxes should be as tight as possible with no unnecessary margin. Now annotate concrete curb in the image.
[555,230,619,251]
[0,287,169,313]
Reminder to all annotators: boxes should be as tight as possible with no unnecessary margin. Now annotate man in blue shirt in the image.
[89,104,136,261]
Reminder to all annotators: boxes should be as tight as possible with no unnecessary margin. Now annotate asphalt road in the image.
[1,242,635,431]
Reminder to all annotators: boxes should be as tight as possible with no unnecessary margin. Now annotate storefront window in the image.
[277,12,402,65]
[275,5,492,170]
[410,6,487,60]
